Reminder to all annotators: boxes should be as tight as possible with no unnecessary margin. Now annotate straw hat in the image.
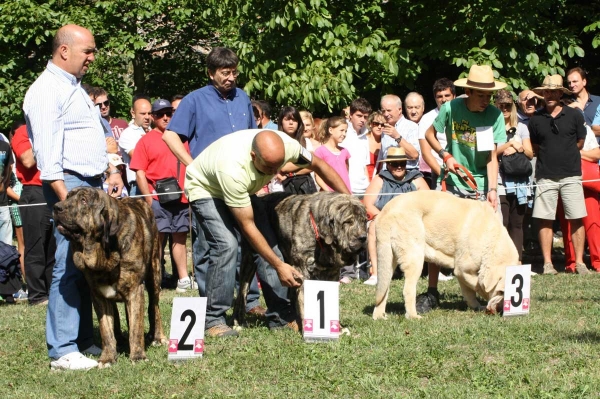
[532,74,573,95]
[377,147,409,164]
[454,65,507,91]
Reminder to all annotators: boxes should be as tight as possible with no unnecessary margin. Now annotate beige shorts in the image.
[533,176,586,220]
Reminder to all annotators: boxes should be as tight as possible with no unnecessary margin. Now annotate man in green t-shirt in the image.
[421,64,507,313]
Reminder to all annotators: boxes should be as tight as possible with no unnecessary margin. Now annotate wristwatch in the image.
[438,148,447,159]
[395,136,403,144]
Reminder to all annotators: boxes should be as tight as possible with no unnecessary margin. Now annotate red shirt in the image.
[130,129,190,203]
[11,125,41,186]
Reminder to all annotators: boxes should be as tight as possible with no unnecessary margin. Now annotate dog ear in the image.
[101,195,119,255]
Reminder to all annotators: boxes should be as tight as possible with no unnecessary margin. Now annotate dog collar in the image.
[309,211,323,250]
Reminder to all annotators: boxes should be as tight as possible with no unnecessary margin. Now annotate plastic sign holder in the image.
[168,297,207,361]
[303,280,340,342]
[503,264,531,317]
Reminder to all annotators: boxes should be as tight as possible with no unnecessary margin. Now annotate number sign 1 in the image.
[503,264,531,317]
[168,297,207,361]
[303,280,340,342]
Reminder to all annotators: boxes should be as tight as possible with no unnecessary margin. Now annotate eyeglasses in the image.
[153,111,172,118]
[388,161,407,168]
[219,69,240,78]
[371,121,385,128]
[95,100,110,107]
[498,103,513,109]
[551,119,559,135]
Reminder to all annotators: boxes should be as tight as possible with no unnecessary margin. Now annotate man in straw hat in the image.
[420,64,506,314]
[529,74,588,275]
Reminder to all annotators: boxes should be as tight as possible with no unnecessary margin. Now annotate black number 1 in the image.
[511,274,524,307]
[179,309,196,351]
[317,290,325,329]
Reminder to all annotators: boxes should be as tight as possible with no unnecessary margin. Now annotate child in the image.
[314,116,352,192]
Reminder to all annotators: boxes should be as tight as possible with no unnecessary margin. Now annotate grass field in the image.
[1,265,600,398]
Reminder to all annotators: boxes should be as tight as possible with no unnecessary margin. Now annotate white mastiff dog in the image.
[372,190,519,320]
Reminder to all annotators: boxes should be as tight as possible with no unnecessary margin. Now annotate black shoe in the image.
[415,291,440,314]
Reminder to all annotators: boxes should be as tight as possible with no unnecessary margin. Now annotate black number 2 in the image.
[511,274,524,307]
[317,290,325,329]
[178,309,196,351]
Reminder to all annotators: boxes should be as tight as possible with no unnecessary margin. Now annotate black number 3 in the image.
[178,309,196,351]
[511,274,523,308]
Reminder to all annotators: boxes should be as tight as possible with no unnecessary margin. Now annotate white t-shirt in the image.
[417,108,447,172]
[340,123,370,194]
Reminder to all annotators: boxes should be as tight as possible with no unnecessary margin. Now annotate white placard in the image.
[476,126,494,151]
[303,280,340,342]
[168,297,207,361]
[503,264,531,317]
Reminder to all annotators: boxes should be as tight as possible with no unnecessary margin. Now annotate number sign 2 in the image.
[503,264,531,317]
[168,297,207,360]
[303,280,340,342]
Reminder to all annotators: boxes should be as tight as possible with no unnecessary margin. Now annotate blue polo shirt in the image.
[582,93,600,127]
[167,84,256,157]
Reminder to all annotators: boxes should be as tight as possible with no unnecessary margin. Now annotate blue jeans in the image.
[0,206,13,245]
[192,213,261,311]
[44,175,102,359]
[190,196,295,329]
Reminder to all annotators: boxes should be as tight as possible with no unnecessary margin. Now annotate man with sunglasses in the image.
[130,99,197,292]
[94,88,128,142]
[529,75,587,275]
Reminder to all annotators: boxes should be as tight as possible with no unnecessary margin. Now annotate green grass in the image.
[1,273,600,398]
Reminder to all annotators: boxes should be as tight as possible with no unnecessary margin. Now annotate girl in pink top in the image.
[314,116,352,192]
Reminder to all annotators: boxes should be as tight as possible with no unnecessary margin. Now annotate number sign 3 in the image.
[503,265,531,317]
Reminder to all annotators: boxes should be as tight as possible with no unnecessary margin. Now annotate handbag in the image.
[282,173,318,195]
[500,128,532,177]
[155,161,182,204]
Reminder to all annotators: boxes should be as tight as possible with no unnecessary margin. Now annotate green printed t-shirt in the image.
[432,98,506,191]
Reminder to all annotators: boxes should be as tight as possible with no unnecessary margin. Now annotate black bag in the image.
[282,174,318,195]
[500,127,532,177]
[155,161,182,204]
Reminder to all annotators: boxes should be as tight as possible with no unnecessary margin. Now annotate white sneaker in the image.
[176,277,198,293]
[82,345,102,356]
[438,272,453,281]
[50,352,98,370]
[363,275,378,285]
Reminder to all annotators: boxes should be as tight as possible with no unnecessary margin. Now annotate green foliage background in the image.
[1,0,599,131]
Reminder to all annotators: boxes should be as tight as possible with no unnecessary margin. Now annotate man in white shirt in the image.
[118,96,152,194]
[378,95,420,170]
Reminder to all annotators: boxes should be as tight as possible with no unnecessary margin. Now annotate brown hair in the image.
[316,116,347,143]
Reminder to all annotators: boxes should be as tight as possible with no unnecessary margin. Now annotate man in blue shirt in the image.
[163,48,265,336]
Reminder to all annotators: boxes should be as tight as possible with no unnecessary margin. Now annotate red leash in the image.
[309,211,324,250]
[441,163,480,199]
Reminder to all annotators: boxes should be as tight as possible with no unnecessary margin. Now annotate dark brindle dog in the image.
[53,187,167,367]
[234,192,367,329]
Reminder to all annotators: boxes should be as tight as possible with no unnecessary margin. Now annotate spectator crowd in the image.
[1,24,599,371]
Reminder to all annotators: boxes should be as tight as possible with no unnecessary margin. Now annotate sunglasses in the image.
[95,100,110,107]
[551,119,559,135]
[371,121,385,127]
[154,111,172,118]
[388,161,407,168]
[498,103,513,109]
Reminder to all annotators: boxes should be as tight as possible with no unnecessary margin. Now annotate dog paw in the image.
[152,337,169,346]
[405,314,422,320]
[97,362,112,369]
[129,353,148,363]
[341,328,351,336]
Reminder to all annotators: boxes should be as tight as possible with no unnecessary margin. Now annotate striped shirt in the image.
[23,61,108,181]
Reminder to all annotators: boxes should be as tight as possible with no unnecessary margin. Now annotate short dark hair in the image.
[94,87,108,98]
[171,94,185,102]
[132,94,151,107]
[432,78,456,97]
[567,67,587,81]
[206,47,239,73]
[257,100,272,118]
[350,98,372,115]
[277,106,306,147]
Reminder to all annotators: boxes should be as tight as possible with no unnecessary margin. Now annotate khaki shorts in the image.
[533,176,586,220]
